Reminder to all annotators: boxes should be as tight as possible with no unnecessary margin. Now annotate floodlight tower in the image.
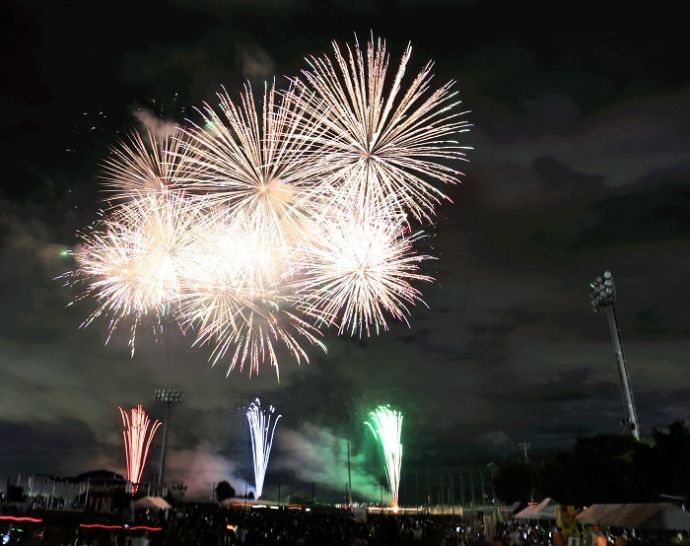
[154,388,184,486]
[589,271,640,440]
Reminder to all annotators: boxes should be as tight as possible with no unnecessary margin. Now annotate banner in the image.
[556,505,578,536]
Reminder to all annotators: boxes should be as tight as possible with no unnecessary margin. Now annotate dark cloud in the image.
[0,419,106,477]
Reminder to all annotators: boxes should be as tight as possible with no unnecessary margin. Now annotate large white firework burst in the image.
[179,83,327,249]
[177,210,325,379]
[68,191,206,352]
[63,35,471,378]
[293,35,471,222]
[294,203,433,337]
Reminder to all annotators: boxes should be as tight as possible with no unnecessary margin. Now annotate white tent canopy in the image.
[514,498,559,520]
[134,496,171,510]
[577,503,690,530]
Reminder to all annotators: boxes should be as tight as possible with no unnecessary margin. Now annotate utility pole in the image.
[415,469,419,508]
[439,471,444,508]
[347,441,353,506]
[589,271,640,440]
[427,468,431,506]
[518,441,535,502]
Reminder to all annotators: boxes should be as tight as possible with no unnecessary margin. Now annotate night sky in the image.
[2,0,690,501]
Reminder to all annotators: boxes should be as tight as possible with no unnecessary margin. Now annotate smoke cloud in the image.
[166,445,249,500]
[277,423,391,503]
[236,43,275,83]
[131,108,178,139]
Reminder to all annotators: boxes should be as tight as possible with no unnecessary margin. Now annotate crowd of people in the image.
[491,521,687,546]
[162,507,484,546]
[79,508,690,546]
[3,506,689,546]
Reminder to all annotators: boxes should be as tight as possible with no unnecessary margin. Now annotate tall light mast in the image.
[154,388,185,486]
[589,271,640,440]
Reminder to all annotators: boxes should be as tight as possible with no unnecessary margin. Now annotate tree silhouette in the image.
[215,481,236,502]
[494,421,690,506]
[649,421,690,500]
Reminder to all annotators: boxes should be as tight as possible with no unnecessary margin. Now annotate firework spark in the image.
[365,405,403,507]
[245,399,282,499]
[179,83,327,246]
[102,129,194,200]
[176,211,326,379]
[68,191,207,353]
[294,205,433,337]
[293,34,471,222]
[119,404,161,495]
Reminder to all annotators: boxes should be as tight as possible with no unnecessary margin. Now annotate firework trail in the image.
[366,405,403,507]
[245,398,281,499]
[63,34,470,378]
[119,404,161,495]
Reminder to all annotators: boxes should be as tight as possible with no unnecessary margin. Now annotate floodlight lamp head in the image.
[155,388,184,403]
[588,271,617,312]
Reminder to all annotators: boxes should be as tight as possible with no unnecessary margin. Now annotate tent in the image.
[514,498,559,520]
[134,496,171,510]
[576,503,621,525]
[577,503,690,530]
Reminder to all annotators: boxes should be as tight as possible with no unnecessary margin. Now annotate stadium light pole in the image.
[589,271,640,440]
[154,388,184,487]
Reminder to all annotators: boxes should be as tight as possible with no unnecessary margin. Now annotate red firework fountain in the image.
[118,405,161,495]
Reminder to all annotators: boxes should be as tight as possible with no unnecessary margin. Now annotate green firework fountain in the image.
[366,405,403,507]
